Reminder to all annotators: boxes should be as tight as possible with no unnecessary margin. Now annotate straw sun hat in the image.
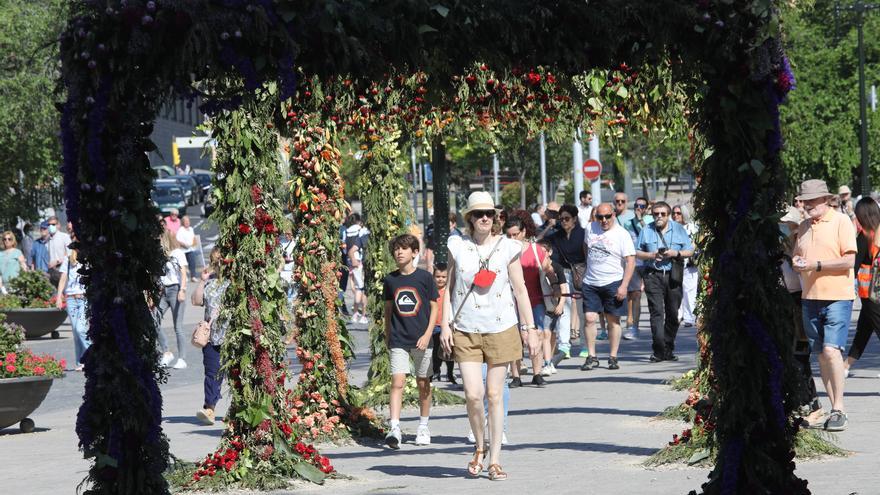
[462,191,501,217]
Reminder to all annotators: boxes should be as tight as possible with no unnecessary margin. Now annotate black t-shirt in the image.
[548,225,586,267]
[383,268,439,348]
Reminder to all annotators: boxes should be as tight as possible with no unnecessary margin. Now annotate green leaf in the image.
[687,449,710,465]
[749,159,765,176]
[616,86,628,98]
[431,4,450,17]
[293,462,326,484]
[274,435,293,457]
[418,25,438,34]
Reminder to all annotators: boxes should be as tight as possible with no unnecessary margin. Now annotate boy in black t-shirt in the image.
[383,234,439,449]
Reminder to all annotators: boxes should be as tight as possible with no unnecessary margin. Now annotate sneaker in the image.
[551,351,567,367]
[531,375,546,387]
[580,356,599,371]
[549,363,558,374]
[541,365,552,377]
[360,314,370,324]
[649,354,665,363]
[172,359,188,369]
[350,312,362,323]
[578,349,589,358]
[597,330,608,340]
[159,352,174,367]
[824,410,848,432]
[385,426,402,449]
[622,328,637,340]
[501,431,509,445]
[608,357,620,370]
[509,377,523,388]
[415,425,431,445]
[665,353,679,362]
[466,429,476,444]
[196,408,215,426]
[844,367,851,378]
[519,364,528,375]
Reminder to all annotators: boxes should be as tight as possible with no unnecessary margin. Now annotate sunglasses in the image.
[614,199,626,204]
[559,215,573,222]
[596,214,613,221]
[471,209,496,219]
[635,204,647,209]
[673,211,682,215]
[652,211,669,217]
[2,237,12,241]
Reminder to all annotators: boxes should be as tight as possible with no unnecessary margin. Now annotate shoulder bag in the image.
[531,243,559,309]
[555,237,586,291]
[658,225,685,288]
[191,279,212,348]
[866,242,880,303]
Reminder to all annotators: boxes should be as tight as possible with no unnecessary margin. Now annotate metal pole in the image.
[421,156,429,229]
[432,141,449,265]
[573,128,584,203]
[872,84,877,112]
[539,131,548,205]
[589,135,601,207]
[858,12,871,196]
[492,153,500,204]
[411,146,419,222]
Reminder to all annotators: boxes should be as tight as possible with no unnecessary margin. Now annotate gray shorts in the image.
[390,347,433,377]
[628,268,644,292]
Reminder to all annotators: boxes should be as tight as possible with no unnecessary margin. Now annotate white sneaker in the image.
[172,358,188,369]
[550,363,558,375]
[350,312,362,323]
[844,368,851,378]
[359,314,370,324]
[541,364,555,376]
[385,426,402,449]
[466,429,476,444]
[501,431,509,446]
[622,327,637,340]
[159,352,174,367]
[415,425,431,445]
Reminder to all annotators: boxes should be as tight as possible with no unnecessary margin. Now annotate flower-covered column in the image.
[186,98,332,489]
[285,111,383,440]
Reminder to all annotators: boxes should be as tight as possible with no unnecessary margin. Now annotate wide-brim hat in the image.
[780,206,801,225]
[462,191,501,217]
[838,185,852,195]
[795,179,834,201]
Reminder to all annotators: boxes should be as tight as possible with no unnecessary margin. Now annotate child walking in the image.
[383,234,440,448]
[431,263,456,383]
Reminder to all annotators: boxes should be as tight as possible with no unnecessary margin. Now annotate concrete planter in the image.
[1,308,68,339]
[0,376,55,433]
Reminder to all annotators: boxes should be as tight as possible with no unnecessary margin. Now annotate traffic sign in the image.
[583,159,602,181]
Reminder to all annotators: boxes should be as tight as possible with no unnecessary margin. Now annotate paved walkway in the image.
[4,301,880,494]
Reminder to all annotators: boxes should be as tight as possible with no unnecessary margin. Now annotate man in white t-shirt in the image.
[577,190,593,229]
[175,215,198,282]
[580,203,636,371]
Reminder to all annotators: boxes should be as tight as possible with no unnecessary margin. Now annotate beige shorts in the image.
[351,265,364,290]
[389,347,433,377]
[453,325,523,365]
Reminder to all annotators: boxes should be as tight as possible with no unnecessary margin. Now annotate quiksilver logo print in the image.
[394,287,422,316]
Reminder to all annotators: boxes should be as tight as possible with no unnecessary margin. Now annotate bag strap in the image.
[451,236,504,325]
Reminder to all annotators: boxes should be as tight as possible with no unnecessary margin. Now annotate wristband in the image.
[816,261,822,272]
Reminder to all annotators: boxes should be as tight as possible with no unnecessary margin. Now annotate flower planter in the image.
[0,376,55,433]
[1,308,68,340]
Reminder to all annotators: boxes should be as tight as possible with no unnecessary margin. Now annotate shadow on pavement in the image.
[367,464,468,479]
[328,441,658,461]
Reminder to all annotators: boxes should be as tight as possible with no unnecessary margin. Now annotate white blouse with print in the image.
[447,234,521,334]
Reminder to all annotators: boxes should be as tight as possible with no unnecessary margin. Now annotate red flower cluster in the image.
[250,184,263,204]
[238,223,251,234]
[0,350,65,378]
[669,428,692,446]
[526,71,542,86]
[293,442,334,474]
[193,443,241,481]
[254,207,277,235]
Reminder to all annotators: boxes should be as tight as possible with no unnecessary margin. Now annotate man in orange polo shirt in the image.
[792,179,857,432]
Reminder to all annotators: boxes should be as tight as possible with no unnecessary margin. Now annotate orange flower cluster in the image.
[321,261,348,396]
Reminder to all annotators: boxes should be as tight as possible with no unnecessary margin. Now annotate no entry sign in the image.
[583,159,602,181]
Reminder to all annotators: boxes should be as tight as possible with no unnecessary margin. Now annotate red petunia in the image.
[238,223,251,234]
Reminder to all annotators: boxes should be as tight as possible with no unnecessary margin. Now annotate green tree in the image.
[0,0,65,227]
[780,0,880,193]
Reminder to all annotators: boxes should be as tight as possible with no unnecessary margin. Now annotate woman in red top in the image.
[503,212,553,386]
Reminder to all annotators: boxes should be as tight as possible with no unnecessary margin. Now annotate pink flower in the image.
[6,352,16,363]
[33,366,45,376]
[5,364,16,373]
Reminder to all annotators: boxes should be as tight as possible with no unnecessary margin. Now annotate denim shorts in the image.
[531,304,547,331]
[581,280,627,317]
[801,299,853,353]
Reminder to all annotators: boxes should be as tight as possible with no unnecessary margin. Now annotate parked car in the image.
[151,183,187,217]
[191,169,213,198]
[152,165,175,178]
[167,175,202,205]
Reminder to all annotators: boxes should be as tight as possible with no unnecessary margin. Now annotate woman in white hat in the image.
[439,191,534,481]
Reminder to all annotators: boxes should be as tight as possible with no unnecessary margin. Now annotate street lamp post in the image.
[837,1,879,196]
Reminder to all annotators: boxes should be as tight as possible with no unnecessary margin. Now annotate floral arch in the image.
[60,1,805,494]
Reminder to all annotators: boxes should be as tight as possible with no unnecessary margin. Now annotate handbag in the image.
[658,225,684,288]
[191,320,210,348]
[866,241,880,303]
[555,243,586,291]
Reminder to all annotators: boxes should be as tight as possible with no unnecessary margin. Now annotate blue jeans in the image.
[802,299,853,353]
[482,363,509,432]
[155,284,187,360]
[66,296,90,365]
[202,344,223,408]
